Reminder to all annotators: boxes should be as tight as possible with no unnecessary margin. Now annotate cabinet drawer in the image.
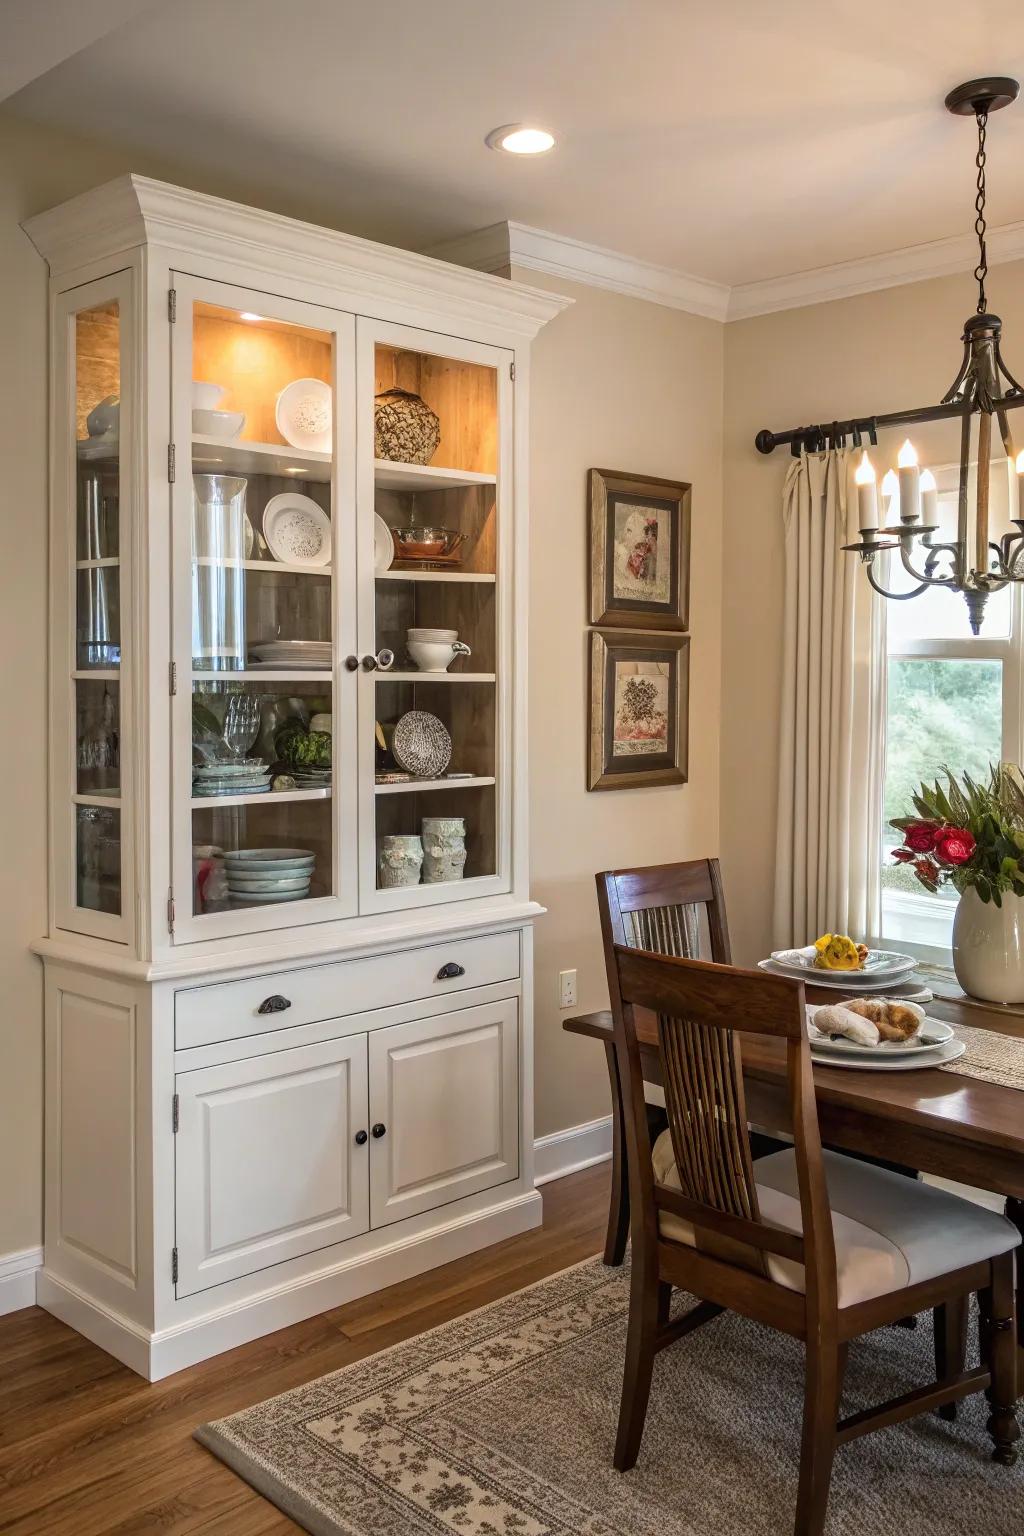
[174,930,520,1050]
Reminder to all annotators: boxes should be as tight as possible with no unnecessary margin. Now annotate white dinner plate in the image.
[769,946,917,979]
[275,378,332,452]
[375,513,395,572]
[262,494,332,567]
[809,1037,966,1071]
[806,1007,955,1057]
[758,959,916,991]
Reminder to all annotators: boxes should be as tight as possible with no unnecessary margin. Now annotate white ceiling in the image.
[6,0,1024,289]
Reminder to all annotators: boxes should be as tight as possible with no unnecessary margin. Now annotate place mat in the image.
[940,1022,1024,1090]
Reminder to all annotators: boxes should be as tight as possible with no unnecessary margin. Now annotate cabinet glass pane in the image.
[74,298,123,915]
[372,342,499,891]
[189,302,337,917]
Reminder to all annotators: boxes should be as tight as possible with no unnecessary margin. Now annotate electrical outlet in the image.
[558,969,578,1009]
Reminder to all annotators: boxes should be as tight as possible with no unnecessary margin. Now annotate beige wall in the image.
[721,261,1024,967]
[0,112,726,1257]
[519,269,724,1139]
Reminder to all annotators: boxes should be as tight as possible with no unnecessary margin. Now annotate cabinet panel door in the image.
[175,1035,368,1296]
[368,999,518,1229]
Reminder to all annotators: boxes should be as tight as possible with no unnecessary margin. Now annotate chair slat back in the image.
[597,859,731,970]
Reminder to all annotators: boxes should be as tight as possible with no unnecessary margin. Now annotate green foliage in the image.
[883,659,1001,828]
[890,763,1024,905]
[274,722,332,769]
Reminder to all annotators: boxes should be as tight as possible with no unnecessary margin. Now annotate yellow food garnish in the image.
[813,933,864,971]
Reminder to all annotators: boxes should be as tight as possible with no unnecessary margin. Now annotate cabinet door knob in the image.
[257,994,291,1015]
[436,962,466,981]
[371,1122,387,1138]
[344,655,360,671]
[354,1129,368,1145]
[361,649,395,672]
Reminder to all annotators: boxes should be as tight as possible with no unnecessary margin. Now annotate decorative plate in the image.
[262,494,332,567]
[392,711,452,778]
[375,513,395,572]
[276,378,332,453]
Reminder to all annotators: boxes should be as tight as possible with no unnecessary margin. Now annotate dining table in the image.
[563,974,1024,1372]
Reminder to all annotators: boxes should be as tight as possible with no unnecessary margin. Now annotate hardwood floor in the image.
[0,1165,610,1534]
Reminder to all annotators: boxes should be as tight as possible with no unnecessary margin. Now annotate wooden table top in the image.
[564,979,1024,1178]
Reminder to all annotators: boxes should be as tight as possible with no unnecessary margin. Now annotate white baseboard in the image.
[0,1247,42,1316]
[533,1115,612,1185]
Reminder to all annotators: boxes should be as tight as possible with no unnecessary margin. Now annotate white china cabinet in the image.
[26,177,568,1378]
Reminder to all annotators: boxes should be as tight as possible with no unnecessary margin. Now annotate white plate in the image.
[809,1037,966,1071]
[276,378,332,453]
[769,946,917,979]
[375,514,395,572]
[262,494,332,567]
[758,959,916,991]
[807,1007,955,1057]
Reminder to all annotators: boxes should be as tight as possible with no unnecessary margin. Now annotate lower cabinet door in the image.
[174,1034,370,1297]
[368,999,519,1229]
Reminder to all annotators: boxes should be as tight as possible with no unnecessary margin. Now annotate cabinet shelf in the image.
[374,461,496,493]
[190,787,331,809]
[192,435,332,481]
[191,670,333,683]
[375,776,495,796]
[76,557,120,570]
[72,668,120,681]
[378,671,495,684]
[73,791,122,808]
[193,557,330,577]
[376,570,495,584]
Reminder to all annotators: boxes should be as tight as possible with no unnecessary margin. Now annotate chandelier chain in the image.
[974,109,989,313]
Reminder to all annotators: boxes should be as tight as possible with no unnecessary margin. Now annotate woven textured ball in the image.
[374,389,441,465]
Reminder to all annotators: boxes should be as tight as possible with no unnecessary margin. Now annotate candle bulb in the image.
[920,467,938,525]
[854,451,878,531]
[881,468,900,522]
[897,438,921,523]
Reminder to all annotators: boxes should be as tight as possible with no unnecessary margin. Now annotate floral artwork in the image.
[589,630,688,790]
[612,663,670,756]
[589,470,690,630]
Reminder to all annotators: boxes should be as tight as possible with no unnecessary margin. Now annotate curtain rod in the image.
[754,393,1024,457]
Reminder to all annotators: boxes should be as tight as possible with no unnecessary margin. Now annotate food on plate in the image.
[812,1004,880,1047]
[813,933,870,971]
[844,997,923,1042]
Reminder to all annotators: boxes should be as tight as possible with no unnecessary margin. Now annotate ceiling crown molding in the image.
[427,221,731,322]
[428,218,1024,325]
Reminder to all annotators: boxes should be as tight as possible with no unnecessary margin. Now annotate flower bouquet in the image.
[890,763,1024,906]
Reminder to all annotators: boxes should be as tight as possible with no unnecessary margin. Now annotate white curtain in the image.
[772,450,885,949]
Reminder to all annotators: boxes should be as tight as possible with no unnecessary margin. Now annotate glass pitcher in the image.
[191,473,248,673]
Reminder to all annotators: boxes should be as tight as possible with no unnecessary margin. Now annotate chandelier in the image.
[755,78,1024,635]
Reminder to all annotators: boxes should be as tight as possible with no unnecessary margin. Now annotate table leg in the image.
[1006,1197,1024,1379]
[603,1041,630,1266]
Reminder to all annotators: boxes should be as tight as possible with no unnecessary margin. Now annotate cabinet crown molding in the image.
[23,175,572,339]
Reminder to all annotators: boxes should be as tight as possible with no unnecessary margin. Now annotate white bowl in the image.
[193,407,245,439]
[192,381,227,410]
[408,628,458,641]
[408,639,471,672]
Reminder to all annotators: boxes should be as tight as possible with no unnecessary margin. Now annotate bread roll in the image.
[844,998,922,1042]
[812,1004,880,1047]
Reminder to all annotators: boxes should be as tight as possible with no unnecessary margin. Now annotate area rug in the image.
[196,1256,1020,1536]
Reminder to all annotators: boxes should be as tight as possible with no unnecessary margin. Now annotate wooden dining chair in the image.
[595,859,731,1265]
[607,943,1020,1536]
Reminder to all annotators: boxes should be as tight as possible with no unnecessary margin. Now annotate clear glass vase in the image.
[191,473,248,673]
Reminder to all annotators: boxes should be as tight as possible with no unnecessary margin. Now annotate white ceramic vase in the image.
[951,885,1024,1004]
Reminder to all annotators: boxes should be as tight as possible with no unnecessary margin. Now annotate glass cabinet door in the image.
[54,274,135,942]
[170,279,356,940]
[356,319,513,910]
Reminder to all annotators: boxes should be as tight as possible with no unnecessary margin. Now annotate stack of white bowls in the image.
[406,628,471,673]
[222,848,316,905]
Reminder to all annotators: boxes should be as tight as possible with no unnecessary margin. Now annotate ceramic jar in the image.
[422,817,467,884]
[406,627,472,672]
[377,833,424,888]
[952,885,1024,1004]
[374,388,441,465]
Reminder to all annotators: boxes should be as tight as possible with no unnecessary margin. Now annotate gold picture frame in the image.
[589,467,691,630]
[588,629,689,791]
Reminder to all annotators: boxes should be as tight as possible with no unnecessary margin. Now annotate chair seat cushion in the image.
[652,1131,1020,1309]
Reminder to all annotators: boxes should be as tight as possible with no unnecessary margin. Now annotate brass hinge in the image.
[167,443,176,483]
[171,1248,179,1285]
[167,888,175,933]
[169,660,177,696]
[168,287,176,323]
[510,360,516,381]
[172,1093,179,1133]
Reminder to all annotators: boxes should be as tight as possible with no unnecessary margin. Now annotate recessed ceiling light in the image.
[239,311,263,322]
[485,124,555,155]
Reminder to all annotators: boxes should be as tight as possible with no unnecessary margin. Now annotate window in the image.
[878,457,1023,958]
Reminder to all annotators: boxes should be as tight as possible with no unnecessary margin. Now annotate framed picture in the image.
[588,629,689,791]
[589,467,691,630]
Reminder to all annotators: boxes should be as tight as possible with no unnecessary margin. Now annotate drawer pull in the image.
[436,962,466,981]
[372,1122,387,1139]
[257,994,292,1015]
[354,1129,368,1146]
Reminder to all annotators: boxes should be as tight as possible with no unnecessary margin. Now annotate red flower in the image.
[913,857,941,889]
[933,826,976,866]
[904,821,939,853]
[891,847,915,864]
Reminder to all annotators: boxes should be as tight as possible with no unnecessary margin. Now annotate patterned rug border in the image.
[194,1253,611,1536]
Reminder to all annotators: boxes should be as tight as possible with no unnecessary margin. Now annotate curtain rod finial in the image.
[755,429,776,455]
